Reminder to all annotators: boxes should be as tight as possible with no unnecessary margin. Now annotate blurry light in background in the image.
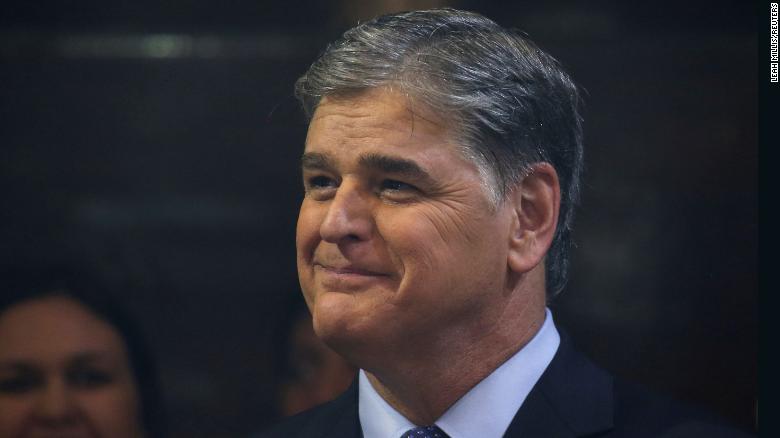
[0,32,311,59]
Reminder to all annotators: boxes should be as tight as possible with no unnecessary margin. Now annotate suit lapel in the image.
[504,331,614,438]
[326,391,362,438]
[295,380,362,438]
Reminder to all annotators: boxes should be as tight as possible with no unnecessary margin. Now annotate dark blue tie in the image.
[400,425,449,438]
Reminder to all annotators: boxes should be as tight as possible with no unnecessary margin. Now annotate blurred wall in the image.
[0,1,756,436]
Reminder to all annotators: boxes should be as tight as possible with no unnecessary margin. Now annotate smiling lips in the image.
[314,263,388,277]
[314,262,390,293]
[313,263,392,291]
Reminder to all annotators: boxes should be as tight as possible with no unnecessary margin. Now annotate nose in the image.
[319,180,374,243]
[32,379,80,426]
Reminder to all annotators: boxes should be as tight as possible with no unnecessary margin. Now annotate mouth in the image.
[28,429,92,438]
[314,263,389,277]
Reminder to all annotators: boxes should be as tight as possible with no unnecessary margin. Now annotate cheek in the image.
[296,204,319,296]
[379,214,456,298]
[381,207,507,300]
[0,397,31,437]
[296,201,323,261]
[80,385,143,438]
[385,206,484,272]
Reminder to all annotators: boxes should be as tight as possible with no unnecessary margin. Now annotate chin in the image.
[311,299,358,343]
[311,300,383,364]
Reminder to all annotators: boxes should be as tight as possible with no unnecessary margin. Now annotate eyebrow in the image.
[0,351,112,371]
[301,152,434,184]
[358,153,432,181]
[0,362,37,373]
[301,152,335,171]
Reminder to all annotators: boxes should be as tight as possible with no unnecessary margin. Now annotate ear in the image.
[507,162,561,274]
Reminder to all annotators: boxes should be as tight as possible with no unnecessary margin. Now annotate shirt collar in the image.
[358,308,560,438]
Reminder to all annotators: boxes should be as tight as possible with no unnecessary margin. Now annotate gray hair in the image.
[295,8,584,299]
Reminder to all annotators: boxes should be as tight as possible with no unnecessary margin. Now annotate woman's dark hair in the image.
[1,262,166,438]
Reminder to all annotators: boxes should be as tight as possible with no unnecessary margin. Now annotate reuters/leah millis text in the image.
[772,3,778,82]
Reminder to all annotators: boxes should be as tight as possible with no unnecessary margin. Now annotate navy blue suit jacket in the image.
[260,332,753,437]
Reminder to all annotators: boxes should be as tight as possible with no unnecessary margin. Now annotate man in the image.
[263,8,751,438]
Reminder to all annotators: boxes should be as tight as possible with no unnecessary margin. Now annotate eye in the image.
[303,174,339,200]
[67,367,114,389]
[308,175,335,188]
[381,179,416,192]
[0,373,42,394]
[378,179,420,202]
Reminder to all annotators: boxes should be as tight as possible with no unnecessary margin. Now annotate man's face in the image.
[296,88,516,361]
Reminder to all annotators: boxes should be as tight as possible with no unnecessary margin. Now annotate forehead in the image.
[0,296,126,363]
[305,88,454,155]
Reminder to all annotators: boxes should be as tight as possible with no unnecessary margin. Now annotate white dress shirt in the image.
[358,308,560,438]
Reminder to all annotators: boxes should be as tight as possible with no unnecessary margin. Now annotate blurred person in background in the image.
[0,263,165,438]
[274,293,357,418]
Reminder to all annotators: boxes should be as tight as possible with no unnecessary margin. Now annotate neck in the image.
[363,293,546,425]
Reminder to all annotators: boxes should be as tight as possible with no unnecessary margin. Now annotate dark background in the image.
[0,1,757,436]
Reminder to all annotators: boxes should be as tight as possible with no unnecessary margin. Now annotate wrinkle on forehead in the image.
[312,88,447,142]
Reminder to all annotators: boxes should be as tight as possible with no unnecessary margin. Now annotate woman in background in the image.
[0,264,164,438]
